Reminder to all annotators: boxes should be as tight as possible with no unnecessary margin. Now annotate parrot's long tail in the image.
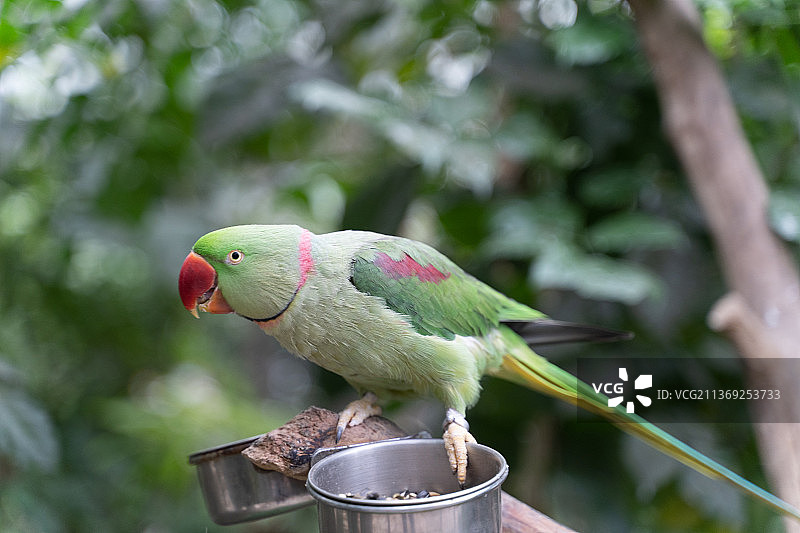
[492,329,800,521]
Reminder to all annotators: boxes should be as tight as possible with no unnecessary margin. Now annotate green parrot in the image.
[178,224,800,520]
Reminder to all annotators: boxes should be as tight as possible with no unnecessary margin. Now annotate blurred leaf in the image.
[587,212,687,252]
[293,78,388,120]
[0,479,63,533]
[545,16,632,66]
[294,79,499,194]
[578,166,650,209]
[495,112,559,161]
[483,197,582,260]
[0,361,59,473]
[531,242,662,304]
[536,0,578,30]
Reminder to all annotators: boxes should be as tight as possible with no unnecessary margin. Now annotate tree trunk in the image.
[627,0,800,529]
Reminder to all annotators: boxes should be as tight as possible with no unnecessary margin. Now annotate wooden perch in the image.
[242,406,407,480]
[501,492,577,533]
[243,407,576,533]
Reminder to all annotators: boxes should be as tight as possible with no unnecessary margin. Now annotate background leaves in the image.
[1,0,799,531]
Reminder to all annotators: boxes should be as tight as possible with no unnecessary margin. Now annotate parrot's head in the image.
[178,224,308,321]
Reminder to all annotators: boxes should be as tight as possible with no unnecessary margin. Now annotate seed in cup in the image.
[338,489,442,500]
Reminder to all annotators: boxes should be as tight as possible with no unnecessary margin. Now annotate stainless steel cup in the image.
[306,439,508,533]
[189,436,314,525]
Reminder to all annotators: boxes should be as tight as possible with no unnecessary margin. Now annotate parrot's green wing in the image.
[350,237,544,341]
[350,237,627,344]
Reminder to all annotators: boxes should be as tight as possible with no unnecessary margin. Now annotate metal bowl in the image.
[189,436,314,525]
[306,438,508,533]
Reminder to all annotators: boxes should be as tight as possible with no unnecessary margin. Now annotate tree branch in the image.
[627,0,800,529]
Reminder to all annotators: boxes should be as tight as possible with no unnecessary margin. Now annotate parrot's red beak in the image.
[178,252,234,317]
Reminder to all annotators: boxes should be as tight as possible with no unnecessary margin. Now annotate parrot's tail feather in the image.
[502,319,633,347]
[496,350,800,521]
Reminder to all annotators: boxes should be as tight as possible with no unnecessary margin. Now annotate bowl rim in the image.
[306,438,508,508]
[188,434,264,465]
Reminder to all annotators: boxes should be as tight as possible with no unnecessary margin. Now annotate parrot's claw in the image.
[335,392,381,442]
[442,409,476,487]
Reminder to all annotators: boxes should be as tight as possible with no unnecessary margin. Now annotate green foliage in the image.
[586,212,687,253]
[1,0,798,531]
[0,361,59,473]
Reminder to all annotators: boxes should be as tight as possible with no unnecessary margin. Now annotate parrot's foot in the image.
[336,392,382,442]
[442,409,477,487]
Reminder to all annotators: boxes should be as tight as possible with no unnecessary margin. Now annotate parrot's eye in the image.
[227,250,244,264]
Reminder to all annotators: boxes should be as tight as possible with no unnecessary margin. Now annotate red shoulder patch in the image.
[374,252,451,284]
